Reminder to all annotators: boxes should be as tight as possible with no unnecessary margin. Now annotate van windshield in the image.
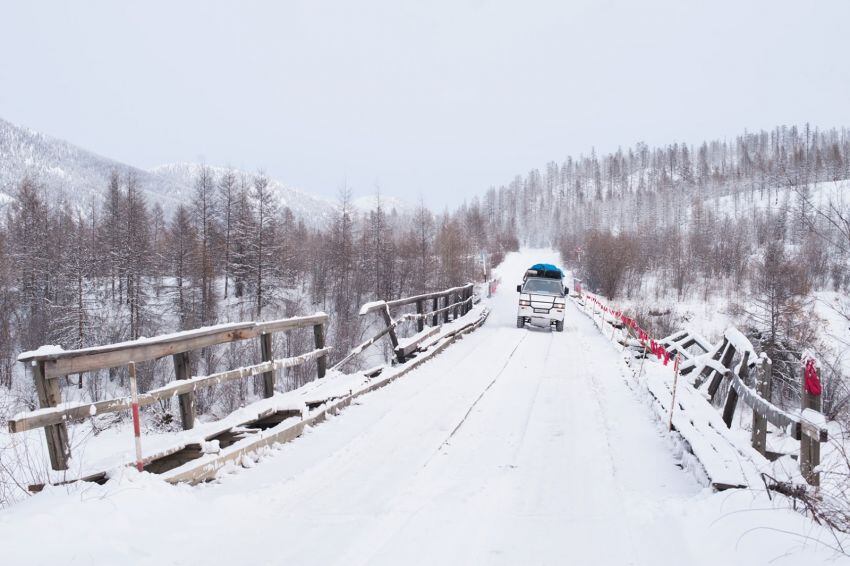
[523,278,563,295]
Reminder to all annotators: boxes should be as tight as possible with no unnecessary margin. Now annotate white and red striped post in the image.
[128,361,144,472]
[667,353,681,431]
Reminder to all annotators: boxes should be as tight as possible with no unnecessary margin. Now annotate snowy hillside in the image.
[0,117,410,225]
[0,117,190,209]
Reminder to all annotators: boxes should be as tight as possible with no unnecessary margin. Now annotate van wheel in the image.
[555,320,564,332]
[516,317,525,328]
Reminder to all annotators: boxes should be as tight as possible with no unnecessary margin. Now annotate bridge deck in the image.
[0,250,840,565]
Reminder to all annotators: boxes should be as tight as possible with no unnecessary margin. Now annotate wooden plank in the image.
[10,348,330,433]
[751,358,771,455]
[23,314,328,379]
[725,369,811,440]
[34,361,69,470]
[252,313,328,336]
[416,300,424,332]
[20,321,253,364]
[801,375,823,486]
[689,337,726,381]
[707,341,736,402]
[330,324,397,371]
[260,333,274,398]
[383,284,472,311]
[646,373,752,489]
[381,304,399,349]
[721,385,739,427]
[39,308,492,488]
[722,352,749,427]
[313,323,326,378]
[164,307,490,485]
[395,326,440,363]
[173,352,195,430]
[356,284,472,314]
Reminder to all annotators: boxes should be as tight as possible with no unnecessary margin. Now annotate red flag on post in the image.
[804,359,822,396]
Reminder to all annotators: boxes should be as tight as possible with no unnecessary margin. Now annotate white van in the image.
[516,265,568,332]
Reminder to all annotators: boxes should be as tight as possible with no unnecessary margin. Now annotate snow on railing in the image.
[11,282,488,487]
[574,291,828,487]
[12,312,329,471]
[344,283,475,368]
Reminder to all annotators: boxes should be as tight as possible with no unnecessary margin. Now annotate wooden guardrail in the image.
[14,313,328,471]
[580,292,830,488]
[634,326,829,486]
[354,284,475,365]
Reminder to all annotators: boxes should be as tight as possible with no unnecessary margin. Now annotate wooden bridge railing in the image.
[14,313,329,471]
[335,283,476,368]
[580,292,829,487]
[633,324,829,486]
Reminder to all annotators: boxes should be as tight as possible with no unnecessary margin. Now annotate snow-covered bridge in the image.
[0,250,842,565]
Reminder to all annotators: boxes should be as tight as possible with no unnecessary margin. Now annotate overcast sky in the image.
[1,0,848,207]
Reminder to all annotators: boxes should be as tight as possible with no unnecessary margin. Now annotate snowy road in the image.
[1,250,846,565]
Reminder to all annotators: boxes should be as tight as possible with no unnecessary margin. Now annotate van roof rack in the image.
[525,263,564,280]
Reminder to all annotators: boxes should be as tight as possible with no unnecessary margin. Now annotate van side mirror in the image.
[516,284,522,293]
[564,286,569,295]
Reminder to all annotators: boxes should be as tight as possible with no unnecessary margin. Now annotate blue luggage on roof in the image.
[527,263,564,279]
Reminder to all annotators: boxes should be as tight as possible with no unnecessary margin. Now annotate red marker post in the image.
[128,361,144,472]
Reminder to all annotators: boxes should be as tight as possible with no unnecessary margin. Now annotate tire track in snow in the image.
[218,321,501,496]
[571,299,665,564]
[507,329,554,466]
[425,331,529,464]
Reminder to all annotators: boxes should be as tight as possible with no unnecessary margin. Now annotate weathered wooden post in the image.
[416,300,425,332]
[751,356,772,456]
[172,352,195,429]
[313,322,327,378]
[381,304,399,349]
[431,296,439,326]
[260,333,275,397]
[800,359,822,486]
[33,361,70,470]
[722,352,748,427]
[452,292,459,320]
[707,340,737,403]
[443,294,450,323]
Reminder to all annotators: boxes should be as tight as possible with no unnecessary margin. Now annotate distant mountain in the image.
[0,117,411,224]
[0,117,190,210]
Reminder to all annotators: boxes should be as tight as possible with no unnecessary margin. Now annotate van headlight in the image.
[519,300,531,306]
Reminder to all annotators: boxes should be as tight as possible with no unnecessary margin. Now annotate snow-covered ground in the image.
[0,249,846,565]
